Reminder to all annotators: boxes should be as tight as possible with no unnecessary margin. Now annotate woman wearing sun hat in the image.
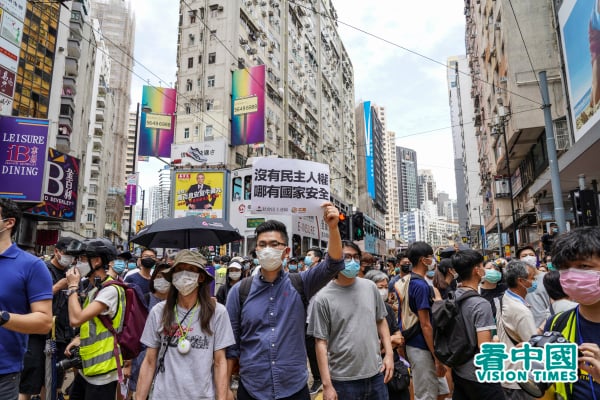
[136,249,235,400]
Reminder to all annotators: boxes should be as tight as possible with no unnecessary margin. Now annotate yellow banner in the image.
[233,96,258,116]
[145,113,172,130]
[174,171,224,218]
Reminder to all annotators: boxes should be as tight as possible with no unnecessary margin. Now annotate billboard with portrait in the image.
[231,65,265,146]
[173,170,227,218]
[138,86,177,157]
[559,0,600,141]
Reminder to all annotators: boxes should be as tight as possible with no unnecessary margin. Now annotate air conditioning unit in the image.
[554,119,571,151]
[495,22,501,30]
[499,76,508,83]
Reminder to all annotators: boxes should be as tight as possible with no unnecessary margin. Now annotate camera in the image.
[518,331,570,397]
[56,347,82,371]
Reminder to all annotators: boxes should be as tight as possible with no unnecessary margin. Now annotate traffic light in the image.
[338,212,350,240]
[352,212,365,241]
[135,220,145,233]
[571,189,599,227]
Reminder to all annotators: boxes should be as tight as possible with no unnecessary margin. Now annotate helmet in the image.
[65,239,85,256]
[82,238,117,266]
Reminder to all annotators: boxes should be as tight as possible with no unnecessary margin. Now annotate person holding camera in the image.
[64,238,127,400]
[545,226,600,399]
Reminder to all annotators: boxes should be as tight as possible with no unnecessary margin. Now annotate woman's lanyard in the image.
[175,302,199,343]
[576,306,598,400]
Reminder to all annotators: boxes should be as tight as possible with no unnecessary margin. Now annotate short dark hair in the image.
[516,246,535,258]
[395,251,408,261]
[255,220,289,245]
[451,250,484,281]
[307,247,323,261]
[552,227,600,269]
[407,241,433,267]
[142,248,157,257]
[0,197,21,235]
[342,240,361,258]
[543,270,568,301]
[504,260,530,288]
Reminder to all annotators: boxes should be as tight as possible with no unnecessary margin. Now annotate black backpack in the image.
[238,273,308,310]
[432,289,480,368]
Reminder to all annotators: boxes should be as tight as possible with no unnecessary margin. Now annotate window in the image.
[207,75,215,87]
[185,103,191,114]
[206,99,214,111]
[198,55,202,64]
[208,52,216,64]
[244,176,252,200]
[85,229,94,238]
[194,126,199,136]
[187,57,193,68]
[205,125,213,140]
[186,79,192,91]
[189,11,196,23]
[87,199,96,208]
[232,177,243,201]
[87,213,95,222]
[199,7,204,19]
[189,35,195,45]
[210,30,216,40]
[184,128,190,138]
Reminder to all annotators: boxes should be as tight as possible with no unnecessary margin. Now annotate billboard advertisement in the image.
[0,0,26,115]
[173,170,226,218]
[559,0,600,141]
[27,148,80,220]
[124,173,139,206]
[138,86,177,157]
[363,101,375,199]
[170,138,227,166]
[231,65,265,146]
[0,116,50,202]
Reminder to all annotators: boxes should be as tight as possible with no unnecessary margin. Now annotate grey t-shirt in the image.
[525,271,551,326]
[453,287,497,381]
[141,301,235,400]
[308,278,387,381]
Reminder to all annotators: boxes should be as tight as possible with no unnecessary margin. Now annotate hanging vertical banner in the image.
[0,116,49,202]
[26,148,80,220]
[231,65,265,146]
[138,86,176,157]
[124,173,138,206]
[363,101,375,199]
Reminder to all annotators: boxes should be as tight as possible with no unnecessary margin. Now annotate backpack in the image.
[98,280,149,360]
[394,273,430,341]
[238,273,308,310]
[431,289,480,368]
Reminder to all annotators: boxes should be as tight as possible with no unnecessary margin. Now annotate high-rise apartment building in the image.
[173,0,357,205]
[396,146,419,213]
[418,169,437,208]
[384,131,400,240]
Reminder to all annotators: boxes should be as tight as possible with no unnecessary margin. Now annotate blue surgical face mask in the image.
[484,269,502,284]
[304,256,313,267]
[426,270,435,278]
[253,258,259,266]
[282,259,288,268]
[341,260,360,278]
[113,260,126,274]
[526,279,538,294]
[547,262,555,271]
[127,262,136,270]
[288,264,298,271]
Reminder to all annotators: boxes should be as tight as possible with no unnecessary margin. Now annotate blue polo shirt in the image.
[0,243,53,374]
[226,254,343,399]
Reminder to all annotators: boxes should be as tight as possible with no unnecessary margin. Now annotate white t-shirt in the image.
[79,285,120,385]
[141,301,235,400]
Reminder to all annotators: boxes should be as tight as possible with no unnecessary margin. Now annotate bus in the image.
[229,167,329,257]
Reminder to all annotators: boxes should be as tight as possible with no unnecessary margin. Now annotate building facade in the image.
[396,146,419,213]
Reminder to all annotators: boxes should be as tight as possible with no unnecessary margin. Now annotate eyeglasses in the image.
[343,253,361,262]
[256,241,287,249]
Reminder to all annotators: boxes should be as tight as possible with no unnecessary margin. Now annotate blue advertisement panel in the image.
[363,101,375,199]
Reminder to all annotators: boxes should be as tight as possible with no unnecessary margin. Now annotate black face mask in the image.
[401,263,412,273]
[141,258,156,269]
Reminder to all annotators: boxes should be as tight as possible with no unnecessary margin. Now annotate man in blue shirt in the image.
[226,202,343,400]
[0,198,53,399]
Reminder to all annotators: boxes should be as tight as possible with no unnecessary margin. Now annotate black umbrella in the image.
[130,216,242,249]
[439,243,471,259]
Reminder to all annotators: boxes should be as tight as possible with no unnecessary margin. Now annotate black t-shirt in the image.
[541,232,556,254]
[46,261,74,343]
[479,282,507,317]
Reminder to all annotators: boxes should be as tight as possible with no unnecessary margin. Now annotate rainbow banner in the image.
[231,65,265,146]
[139,86,176,157]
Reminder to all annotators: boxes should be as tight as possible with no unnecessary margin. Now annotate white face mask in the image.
[58,254,74,268]
[229,271,242,280]
[378,288,388,302]
[172,270,200,296]
[257,247,284,271]
[76,260,90,277]
[153,277,170,293]
[521,255,537,267]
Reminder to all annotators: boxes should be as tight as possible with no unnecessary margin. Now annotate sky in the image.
[128,0,466,199]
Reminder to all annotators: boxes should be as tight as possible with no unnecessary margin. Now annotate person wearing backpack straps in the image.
[542,226,600,400]
[225,203,344,400]
[65,238,128,400]
[447,250,504,399]
[136,250,235,400]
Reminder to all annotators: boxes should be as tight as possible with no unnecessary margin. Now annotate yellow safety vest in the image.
[80,277,125,377]
[549,309,580,400]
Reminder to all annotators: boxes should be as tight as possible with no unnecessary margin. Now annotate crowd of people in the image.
[1,196,600,400]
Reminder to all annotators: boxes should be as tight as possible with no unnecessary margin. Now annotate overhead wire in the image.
[506,0,540,90]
